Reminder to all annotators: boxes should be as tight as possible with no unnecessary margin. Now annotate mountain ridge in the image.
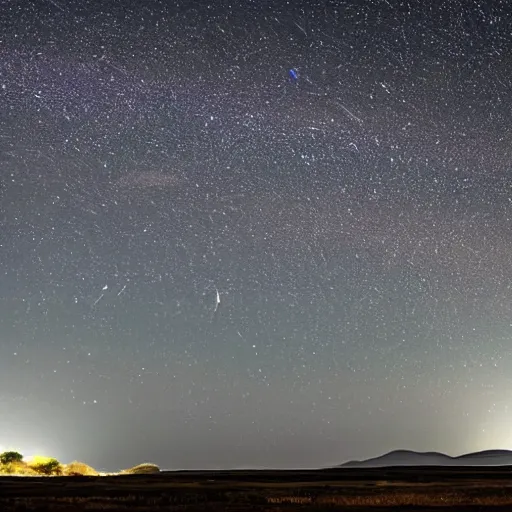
[340,449,512,468]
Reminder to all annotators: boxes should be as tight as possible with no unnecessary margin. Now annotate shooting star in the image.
[214,287,221,314]
[93,294,104,307]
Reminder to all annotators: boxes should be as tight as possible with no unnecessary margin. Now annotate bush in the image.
[0,461,37,475]
[63,461,99,476]
[121,462,160,475]
[0,451,23,464]
[29,456,62,475]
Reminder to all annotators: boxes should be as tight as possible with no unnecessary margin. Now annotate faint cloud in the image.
[115,171,182,190]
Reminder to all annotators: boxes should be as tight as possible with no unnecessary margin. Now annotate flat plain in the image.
[2,465,512,511]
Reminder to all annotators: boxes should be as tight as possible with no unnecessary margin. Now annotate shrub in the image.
[0,451,23,464]
[29,456,62,475]
[121,463,160,475]
[63,461,99,476]
[0,461,37,475]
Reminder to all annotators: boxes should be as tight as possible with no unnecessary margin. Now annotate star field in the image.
[1,0,512,471]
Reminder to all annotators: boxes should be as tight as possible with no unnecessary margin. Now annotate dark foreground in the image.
[2,465,512,511]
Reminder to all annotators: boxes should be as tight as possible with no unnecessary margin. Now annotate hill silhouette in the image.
[340,449,512,467]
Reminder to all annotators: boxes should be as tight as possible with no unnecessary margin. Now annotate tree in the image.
[0,451,23,464]
[30,457,62,475]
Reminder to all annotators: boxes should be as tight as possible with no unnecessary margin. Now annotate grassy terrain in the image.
[2,466,512,511]
[0,451,160,477]
[0,458,100,477]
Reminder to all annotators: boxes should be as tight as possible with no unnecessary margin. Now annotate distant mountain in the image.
[339,449,512,468]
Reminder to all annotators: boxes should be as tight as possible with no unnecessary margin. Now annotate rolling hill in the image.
[340,449,512,467]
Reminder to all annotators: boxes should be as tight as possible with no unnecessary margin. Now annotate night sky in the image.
[2,0,512,471]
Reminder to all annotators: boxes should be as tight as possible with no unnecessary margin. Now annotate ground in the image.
[2,466,512,511]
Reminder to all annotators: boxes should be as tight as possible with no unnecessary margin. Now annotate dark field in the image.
[2,466,512,511]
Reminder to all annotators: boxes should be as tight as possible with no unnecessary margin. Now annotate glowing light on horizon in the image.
[0,444,60,463]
